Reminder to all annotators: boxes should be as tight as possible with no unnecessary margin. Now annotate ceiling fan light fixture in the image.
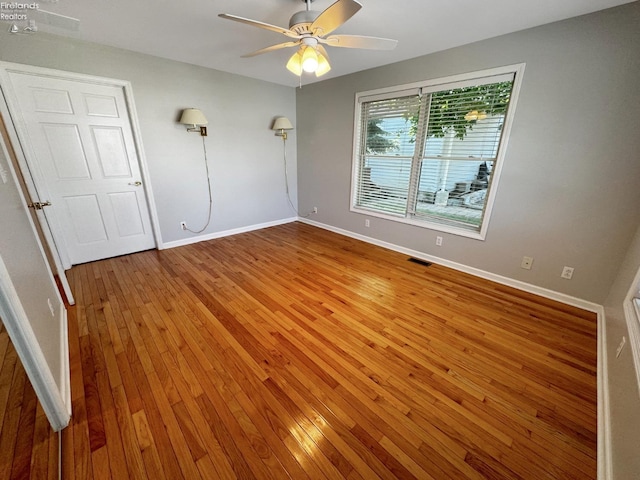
[301,46,319,73]
[286,49,304,75]
[220,0,395,79]
[315,51,331,77]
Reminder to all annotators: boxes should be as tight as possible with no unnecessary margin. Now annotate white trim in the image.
[477,63,525,240]
[598,308,613,480]
[622,260,640,393]
[121,81,164,248]
[354,64,527,101]
[298,217,601,313]
[349,63,526,242]
[0,60,163,263]
[349,207,487,240]
[624,299,640,393]
[59,306,71,416]
[619,259,640,480]
[0,253,70,431]
[162,217,298,250]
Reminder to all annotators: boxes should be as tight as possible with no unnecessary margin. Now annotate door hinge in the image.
[27,201,52,210]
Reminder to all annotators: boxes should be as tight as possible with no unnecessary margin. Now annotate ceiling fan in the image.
[219,0,398,77]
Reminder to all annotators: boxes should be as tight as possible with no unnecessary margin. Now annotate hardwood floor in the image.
[0,321,59,480]
[63,222,597,479]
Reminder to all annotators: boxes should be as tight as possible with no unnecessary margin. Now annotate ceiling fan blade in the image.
[316,44,330,60]
[218,14,300,39]
[310,0,362,37]
[242,41,302,58]
[321,34,398,50]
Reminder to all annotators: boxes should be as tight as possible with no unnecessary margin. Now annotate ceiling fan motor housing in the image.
[289,10,320,32]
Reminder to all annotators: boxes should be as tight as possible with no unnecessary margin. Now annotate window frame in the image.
[349,64,526,240]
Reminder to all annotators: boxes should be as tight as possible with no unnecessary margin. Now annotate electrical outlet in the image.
[436,236,443,246]
[180,221,187,231]
[313,206,318,214]
[616,336,627,358]
[521,256,533,270]
[561,266,574,279]
[365,219,370,227]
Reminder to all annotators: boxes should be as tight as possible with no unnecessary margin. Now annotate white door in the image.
[5,72,156,265]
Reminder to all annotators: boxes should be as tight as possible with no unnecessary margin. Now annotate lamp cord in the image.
[185,135,213,234]
[283,138,310,218]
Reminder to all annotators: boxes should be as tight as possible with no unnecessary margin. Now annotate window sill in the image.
[350,205,486,240]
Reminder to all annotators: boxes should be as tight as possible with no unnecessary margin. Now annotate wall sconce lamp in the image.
[272,117,294,141]
[180,108,208,136]
[271,115,307,216]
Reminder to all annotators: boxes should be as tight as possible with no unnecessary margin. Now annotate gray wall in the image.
[603,224,640,479]
[0,128,64,393]
[296,2,640,304]
[0,30,297,245]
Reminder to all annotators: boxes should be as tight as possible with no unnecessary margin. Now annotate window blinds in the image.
[353,74,514,231]
[354,94,422,215]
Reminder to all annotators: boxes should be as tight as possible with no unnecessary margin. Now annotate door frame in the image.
[0,61,163,272]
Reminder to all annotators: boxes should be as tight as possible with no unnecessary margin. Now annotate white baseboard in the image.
[60,306,72,417]
[598,308,613,480]
[161,217,298,250]
[298,217,601,313]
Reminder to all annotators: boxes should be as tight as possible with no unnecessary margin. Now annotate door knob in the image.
[128,181,142,186]
[28,201,52,210]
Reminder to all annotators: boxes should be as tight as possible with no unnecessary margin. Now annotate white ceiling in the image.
[19,0,635,87]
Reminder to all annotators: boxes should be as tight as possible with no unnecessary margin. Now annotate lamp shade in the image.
[272,117,294,131]
[180,108,208,126]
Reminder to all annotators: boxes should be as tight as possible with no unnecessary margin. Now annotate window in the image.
[350,65,524,239]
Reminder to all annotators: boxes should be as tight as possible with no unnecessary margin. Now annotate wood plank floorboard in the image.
[0,321,59,480]
[62,222,597,479]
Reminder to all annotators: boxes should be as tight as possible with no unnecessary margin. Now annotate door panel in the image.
[109,191,146,237]
[83,93,119,117]
[7,72,156,265]
[64,194,108,244]
[31,87,73,114]
[91,126,132,177]
[42,124,91,179]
